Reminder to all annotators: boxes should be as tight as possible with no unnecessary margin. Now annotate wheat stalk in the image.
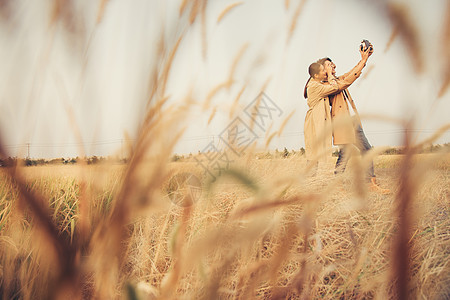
[386,3,423,73]
[287,0,307,43]
[217,2,243,24]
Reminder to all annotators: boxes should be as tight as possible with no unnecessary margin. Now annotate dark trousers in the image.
[335,125,375,180]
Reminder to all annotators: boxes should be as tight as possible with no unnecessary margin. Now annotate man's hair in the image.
[316,57,332,66]
[304,62,322,98]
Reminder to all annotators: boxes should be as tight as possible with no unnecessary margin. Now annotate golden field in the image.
[0,153,448,299]
[0,1,449,299]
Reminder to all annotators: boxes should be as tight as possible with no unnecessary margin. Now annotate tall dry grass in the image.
[0,152,448,299]
[0,1,449,299]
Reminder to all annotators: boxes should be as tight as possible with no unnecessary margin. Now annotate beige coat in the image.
[330,61,366,145]
[304,80,341,161]
[304,63,364,160]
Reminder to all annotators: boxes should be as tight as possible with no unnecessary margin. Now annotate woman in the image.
[303,48,371,171]
[303,61,336,169]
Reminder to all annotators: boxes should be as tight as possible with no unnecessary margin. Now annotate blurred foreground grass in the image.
[0,153,448,299]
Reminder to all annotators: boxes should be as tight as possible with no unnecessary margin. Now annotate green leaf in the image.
[206,168,259,193]
[126,282,139,300]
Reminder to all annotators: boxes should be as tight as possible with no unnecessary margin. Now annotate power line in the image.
[2,128,448,156]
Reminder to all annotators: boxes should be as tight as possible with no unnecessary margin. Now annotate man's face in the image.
[329,60,336,76]
[322,60,335,80]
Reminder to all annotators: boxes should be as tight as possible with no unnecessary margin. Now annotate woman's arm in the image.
[313,62,342,97]
[313,81,340,98]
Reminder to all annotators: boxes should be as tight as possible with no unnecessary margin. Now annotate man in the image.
[317,45,390,193]
[303,50,370,176]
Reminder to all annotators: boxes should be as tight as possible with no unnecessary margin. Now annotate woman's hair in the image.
[304,62,322,98]
[308,62,322,77]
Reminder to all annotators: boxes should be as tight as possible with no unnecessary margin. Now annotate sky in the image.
[0,0,449,158]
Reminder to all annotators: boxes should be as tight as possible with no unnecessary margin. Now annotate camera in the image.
[360,39,373,52]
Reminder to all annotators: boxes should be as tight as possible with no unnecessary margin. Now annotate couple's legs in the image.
[355,125,375,178]
[334,125,375,180]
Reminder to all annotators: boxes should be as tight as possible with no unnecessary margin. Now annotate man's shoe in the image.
[368,177,391,194]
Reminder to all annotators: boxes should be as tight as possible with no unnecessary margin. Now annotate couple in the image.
[303,42,389,193]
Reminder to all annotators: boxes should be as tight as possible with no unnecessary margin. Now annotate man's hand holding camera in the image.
[360,39,374,62]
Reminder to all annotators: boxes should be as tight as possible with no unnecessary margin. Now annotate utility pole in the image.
[27,143,30,158]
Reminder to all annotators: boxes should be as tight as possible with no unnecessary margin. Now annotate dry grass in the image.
[438,0,450,98]
[0,1,449,299]
[385,3,423,73]
[287,0,307,43]
[0,152,448,299]
[217,2,243,24]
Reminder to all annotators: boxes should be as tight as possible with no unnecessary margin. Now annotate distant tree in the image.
[283,147,289,158]
[25,158,36,166]
[2,157,17,167]
[88,156,99,164]
[426,144,441,153]
[172,154,182,162]
[299,147,305,155]
[383,147,402,155]
[9,157,16,166]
